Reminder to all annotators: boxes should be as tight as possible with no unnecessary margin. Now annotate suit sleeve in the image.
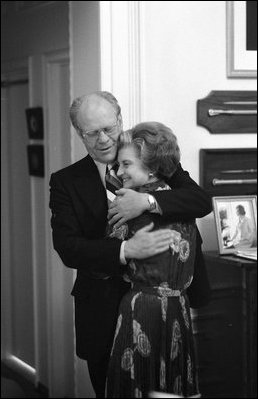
[187,230,211,308]
[150,164,212,308]
[49,173,123,275]
[151,163,212,221]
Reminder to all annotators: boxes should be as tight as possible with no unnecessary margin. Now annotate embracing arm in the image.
[108,163,212,228]
[152,163,212,220]
[49,173,173,272]
[49,173,122,274]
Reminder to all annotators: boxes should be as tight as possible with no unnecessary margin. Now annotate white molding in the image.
[100,1,142,129]
[1,61,30,369]
[28,54,43,388]
[128,1,141,125]
[42,48,75,398]
[100,1,113,92]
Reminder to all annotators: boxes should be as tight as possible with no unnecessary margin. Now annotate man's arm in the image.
[49,173,121,274]
[108,163,212,228]
[152,163,212,220]
[49,173,173,274]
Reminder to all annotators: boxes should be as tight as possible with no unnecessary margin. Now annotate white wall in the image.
[69,1,101,163]
[100,1,256,251]
[139,1,256,250]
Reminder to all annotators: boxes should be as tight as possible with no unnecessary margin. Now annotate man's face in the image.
[78,95,122,164]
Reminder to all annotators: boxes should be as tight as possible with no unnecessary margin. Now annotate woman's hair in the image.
[69,91,121,137]
[117,121,180,178]
[236,205,246,215]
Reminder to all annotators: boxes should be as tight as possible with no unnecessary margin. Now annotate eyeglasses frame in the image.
[81,117,120,141]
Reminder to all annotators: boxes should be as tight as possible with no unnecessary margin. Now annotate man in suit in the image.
[49,91,212,398]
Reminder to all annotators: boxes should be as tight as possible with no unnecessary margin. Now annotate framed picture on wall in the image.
[226,1,257,78]
[27,145,44,177]
[212,195,257,255]
[25,107,44,139]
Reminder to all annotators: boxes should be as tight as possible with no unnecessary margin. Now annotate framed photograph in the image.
[213,195,257,254]
[27,145,44,177]
[226,1,257,78]
[25,107,44,139]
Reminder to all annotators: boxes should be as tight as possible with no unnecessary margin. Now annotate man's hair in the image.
[69,91,121,137]
[236,205,246,215]
[118,121,181,178]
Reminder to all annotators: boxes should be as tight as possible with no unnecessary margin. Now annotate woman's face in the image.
[117,146,150,188]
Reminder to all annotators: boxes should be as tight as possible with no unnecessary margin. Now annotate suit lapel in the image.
[73,156,108,221]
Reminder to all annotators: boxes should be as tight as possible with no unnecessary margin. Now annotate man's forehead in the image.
[78,95,116,127]
[84,94,111,110]
[81,95,114,117]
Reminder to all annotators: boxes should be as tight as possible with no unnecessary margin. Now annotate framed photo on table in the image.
[213,195,257,254]
[226,1,257,78]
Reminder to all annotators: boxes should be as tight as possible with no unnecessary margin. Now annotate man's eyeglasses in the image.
[82,119,119,141]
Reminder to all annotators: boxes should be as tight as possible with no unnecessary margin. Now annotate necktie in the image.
[105,164,122,195]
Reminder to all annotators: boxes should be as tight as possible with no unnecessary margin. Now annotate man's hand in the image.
[124,222,172,259]
[108,188,149,229]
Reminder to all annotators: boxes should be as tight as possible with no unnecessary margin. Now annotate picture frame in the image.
[25,107,44,139]
[226,1,257,78]
[27,145,44,177]
[212,195,257,254]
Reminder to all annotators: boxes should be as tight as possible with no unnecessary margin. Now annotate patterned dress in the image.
[105,180,200,398]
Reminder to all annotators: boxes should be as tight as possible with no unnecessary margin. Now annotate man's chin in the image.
[94,149,117,163]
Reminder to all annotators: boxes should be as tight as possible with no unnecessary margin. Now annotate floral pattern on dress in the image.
[169,230,182,253]
[169,230,190,262]
[179,239,190,262]
[160,296,168,322]
[180,295,189,329]
[187,354,193,385]
[160,356,166,390]
[137,331,151,357]
[105,180,199,398]
[121,348,134,371]
[133,320,151,357]
[171,319,182,361]
[109,223,129,240]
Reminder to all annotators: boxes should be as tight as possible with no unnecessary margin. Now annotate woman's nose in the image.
[117,165,123,177]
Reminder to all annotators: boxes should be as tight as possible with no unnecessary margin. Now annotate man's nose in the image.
[98,130,109,142]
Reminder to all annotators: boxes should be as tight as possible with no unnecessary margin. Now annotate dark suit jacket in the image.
[49,155,212,361]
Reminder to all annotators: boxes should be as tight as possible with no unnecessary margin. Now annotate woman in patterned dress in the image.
[105,122,200,398]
